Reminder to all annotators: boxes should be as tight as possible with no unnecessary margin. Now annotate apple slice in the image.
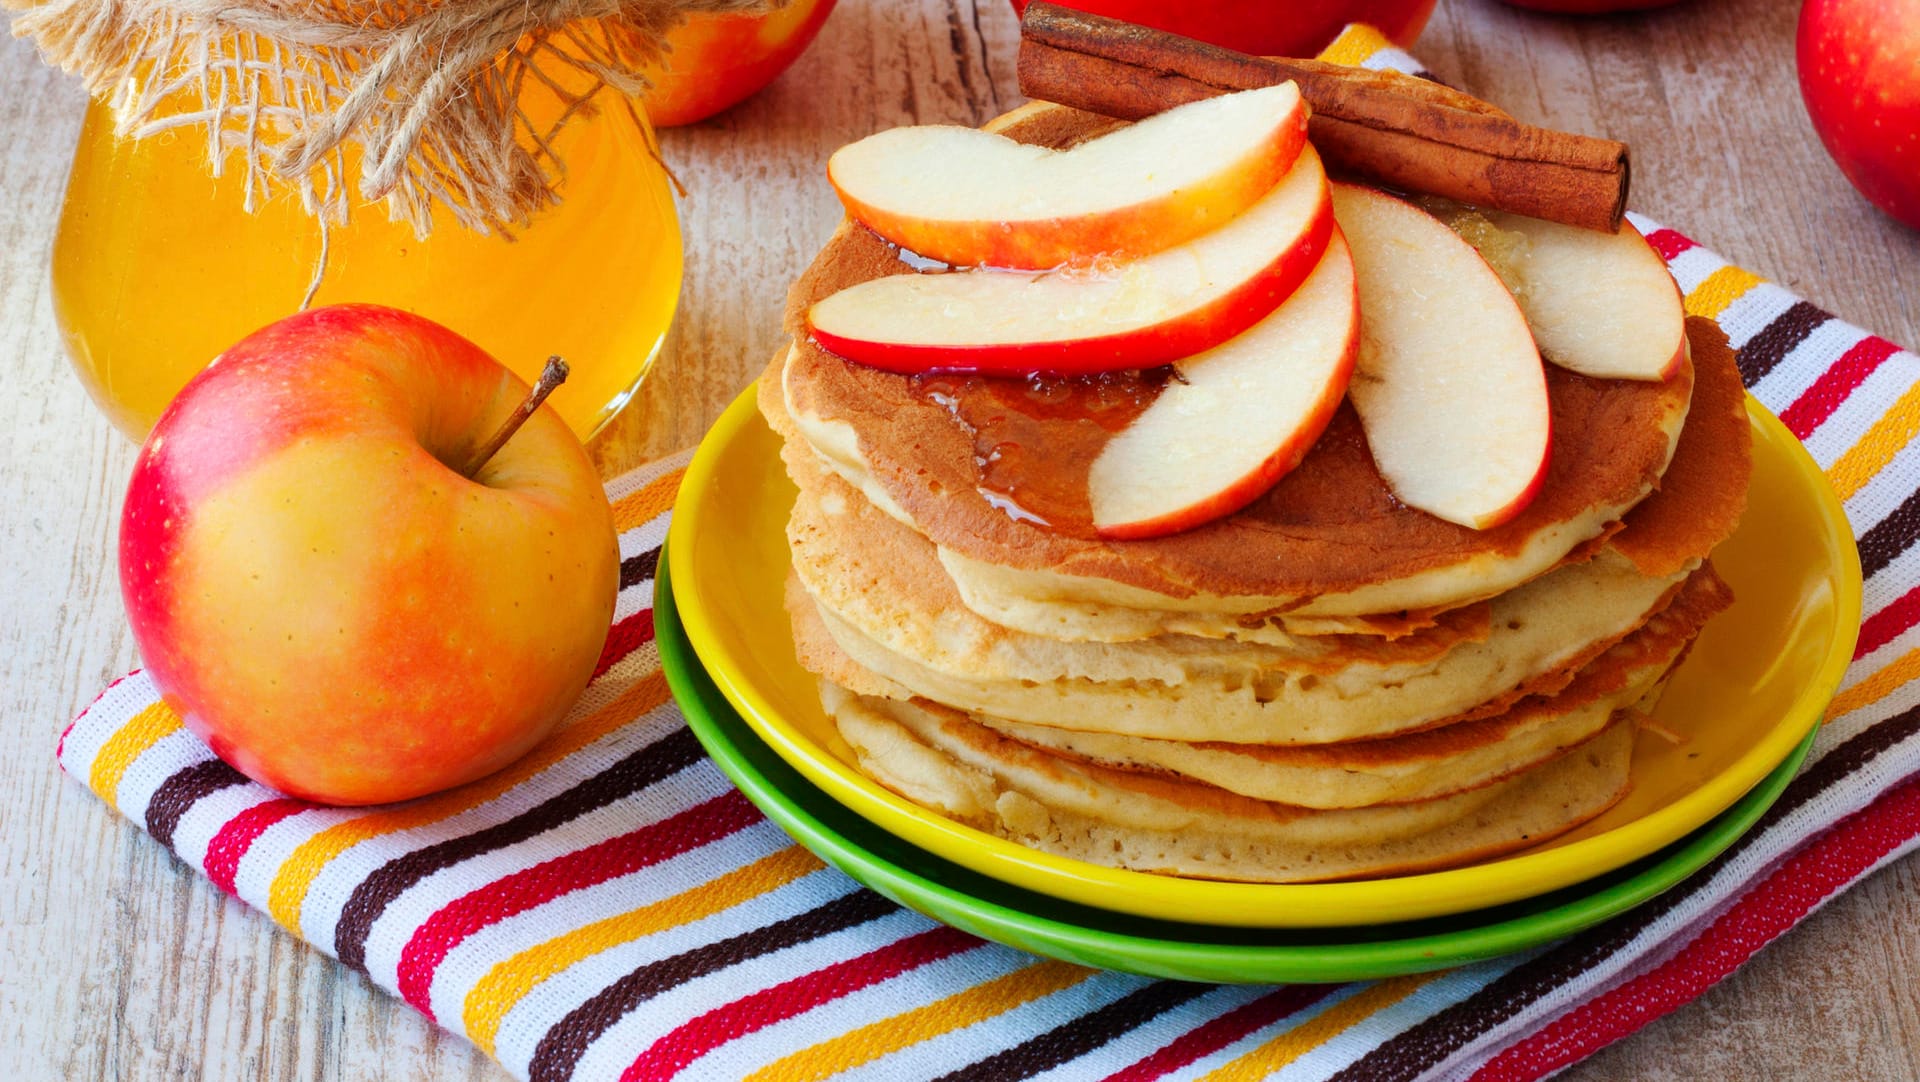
[1331,183,1552,530]
[829,83,1309,270]
[1089,230,1359,539]
[807,144,1334,376]
[1446,209,1687,381]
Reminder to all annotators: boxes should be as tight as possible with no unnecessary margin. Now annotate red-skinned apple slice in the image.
[1332,183,1552,530]
[1089,229,1360,539]
[807,144,1333,376]
[1453,211,1687,380]
[829,83,1309,270]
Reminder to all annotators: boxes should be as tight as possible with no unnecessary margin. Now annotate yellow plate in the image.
[668,387,1862,928]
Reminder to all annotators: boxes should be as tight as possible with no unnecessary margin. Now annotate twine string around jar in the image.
[9,0,777,242]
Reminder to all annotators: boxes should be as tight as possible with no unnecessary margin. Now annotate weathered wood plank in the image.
[3,0,1917,1078]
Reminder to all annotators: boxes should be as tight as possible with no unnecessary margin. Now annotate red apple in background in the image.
[640,0,839,127]
[1007,0,1434,58]
[1798,0,1920,230]
[120,305,620,805]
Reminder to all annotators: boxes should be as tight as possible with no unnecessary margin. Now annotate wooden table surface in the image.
[5,0,1919,1078]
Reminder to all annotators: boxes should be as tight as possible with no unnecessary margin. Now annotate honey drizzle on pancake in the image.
[910,367,1175,535]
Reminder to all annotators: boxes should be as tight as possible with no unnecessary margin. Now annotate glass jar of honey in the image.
[51,76,682,442]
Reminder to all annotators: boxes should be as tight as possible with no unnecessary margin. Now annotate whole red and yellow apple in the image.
[1798,0,1920,229]
[1006,0,1434,59]
[640,0,838,127]
[120,305,619,805]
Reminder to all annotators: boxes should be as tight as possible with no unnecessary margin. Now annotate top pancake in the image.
[914,312,1749,640]
[781,102,1700,608]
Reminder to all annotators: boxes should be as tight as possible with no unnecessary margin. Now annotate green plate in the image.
[658,551,1818,984]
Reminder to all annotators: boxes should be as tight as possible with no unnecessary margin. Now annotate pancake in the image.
[786,557,1701,745]
[825,683,1636,884]
[778,337,1697,634]
[776,98,1701,628]
[784,438,1497,678]
[765,375,1487,647]
[972,562,1726,808]
[935,327,1735,645]
[1607,320,1752,577]
[789,570,916,700]
[783,461,1704,741]
[783,316,1744,644]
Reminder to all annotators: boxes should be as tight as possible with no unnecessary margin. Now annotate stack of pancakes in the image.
[763,103,1753,884]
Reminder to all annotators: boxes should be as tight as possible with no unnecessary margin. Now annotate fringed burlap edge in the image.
[7,0,777,238]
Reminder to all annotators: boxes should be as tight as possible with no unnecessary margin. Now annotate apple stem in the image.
[460,357,570,479]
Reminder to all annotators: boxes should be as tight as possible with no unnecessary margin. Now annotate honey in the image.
[51,87,682,442]
[913,367,1171,534]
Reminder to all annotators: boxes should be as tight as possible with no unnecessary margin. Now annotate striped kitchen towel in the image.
[55,29,1920,1082]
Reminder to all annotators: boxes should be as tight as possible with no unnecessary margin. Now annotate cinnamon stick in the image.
[1017,3,1630,232]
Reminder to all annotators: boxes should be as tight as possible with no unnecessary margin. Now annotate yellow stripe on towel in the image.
[87,702,184,810]
[1198,975,1437,1082]
[745,961,1095,1082]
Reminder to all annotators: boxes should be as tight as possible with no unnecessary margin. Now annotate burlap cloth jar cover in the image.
[8,0,774,235]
